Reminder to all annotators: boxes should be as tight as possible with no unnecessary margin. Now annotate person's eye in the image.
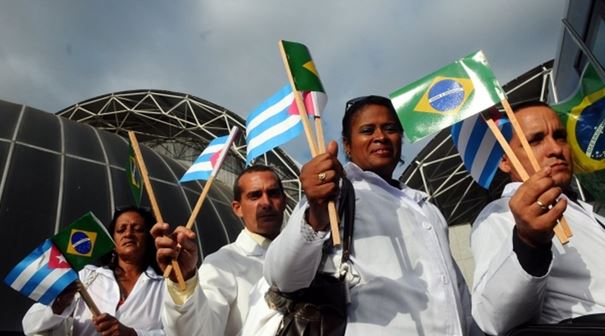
[359,126,374,134]
[384,124,399,132]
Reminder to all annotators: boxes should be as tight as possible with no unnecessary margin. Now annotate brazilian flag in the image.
[51,212,115,271]
[552,63,605,204]
[390,50,505,143]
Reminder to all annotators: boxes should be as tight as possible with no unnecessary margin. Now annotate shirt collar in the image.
[243,227,272,249]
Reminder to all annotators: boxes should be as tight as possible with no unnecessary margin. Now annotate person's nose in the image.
[544,136,564,157]
[373,129,386,142]
[258,192,271,208]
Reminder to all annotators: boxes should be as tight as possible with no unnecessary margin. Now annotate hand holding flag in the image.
[278,40,340,245]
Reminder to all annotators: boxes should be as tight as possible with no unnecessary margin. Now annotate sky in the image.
[0,0,569,170]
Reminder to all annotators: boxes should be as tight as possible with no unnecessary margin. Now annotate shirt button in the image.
[441,274,449,284]
[422,222,432,230]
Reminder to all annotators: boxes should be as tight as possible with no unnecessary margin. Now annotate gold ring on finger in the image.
[318,172,327,183]
[536,199,549,211]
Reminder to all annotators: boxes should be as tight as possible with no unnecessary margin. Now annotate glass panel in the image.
[98,130,129,167]
[61,157,112,227]
[17,107,61,152]
[0,100,22,140]
[0,145,61,331]
[63,120,104,161]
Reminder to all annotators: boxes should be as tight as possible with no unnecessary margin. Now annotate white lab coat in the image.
[252,163,472,335]
[22,265,164,335]
[472,182,605,335]
[162,230,267,336]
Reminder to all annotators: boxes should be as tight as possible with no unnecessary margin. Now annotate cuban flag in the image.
[4,239,78,305]
[180,127,240,182]
[451,108,512,188]
[246,84,304,164]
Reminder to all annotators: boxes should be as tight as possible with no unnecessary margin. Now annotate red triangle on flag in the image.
[209,149,223,167]
[48,244,72,270]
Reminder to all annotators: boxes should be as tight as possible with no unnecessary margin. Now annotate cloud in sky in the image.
[0,0,567,165]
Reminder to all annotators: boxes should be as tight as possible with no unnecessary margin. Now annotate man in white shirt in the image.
[152,165,286,336]
[471,101,605,335]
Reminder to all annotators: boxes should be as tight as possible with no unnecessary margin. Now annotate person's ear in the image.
[499,155,512,174]
[232,200,243,218]
[343,139,351,158]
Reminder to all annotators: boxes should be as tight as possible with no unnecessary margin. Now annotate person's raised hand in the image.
[510,167,567,247]
[299,140,343,231]
[151,223,198,281]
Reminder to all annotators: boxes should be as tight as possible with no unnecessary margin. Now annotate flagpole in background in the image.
[127,131,187,289]
[163,127,240,279]
[278,40,341,246]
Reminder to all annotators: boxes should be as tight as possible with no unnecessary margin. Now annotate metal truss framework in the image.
[57,89,302,211]
[400,61,563,226]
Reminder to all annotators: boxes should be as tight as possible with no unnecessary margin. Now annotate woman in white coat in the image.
[246,95,475,335]
[22,206,165,335]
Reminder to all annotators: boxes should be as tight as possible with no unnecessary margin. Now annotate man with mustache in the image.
[471,101,605,335]
[152,165,286,335]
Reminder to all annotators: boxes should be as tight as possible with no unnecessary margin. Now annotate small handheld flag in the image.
[51,212,115,271]
[281,40,327,117]
[390,50,505,143]
[451,108,512,189]
[4,239,78,305]
[246,84,303,164]
[180,127,240,182]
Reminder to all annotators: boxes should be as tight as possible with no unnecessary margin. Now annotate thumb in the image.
[326,140,338,157]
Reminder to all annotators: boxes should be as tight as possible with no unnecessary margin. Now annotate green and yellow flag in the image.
[51,212,115,271]
[280,40,327,117]
[127,141,143,207]
[552,63,605,204]
[390,50,505,143]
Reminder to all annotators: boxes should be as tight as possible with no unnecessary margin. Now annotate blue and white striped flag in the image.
[451,108,512,188]
[246,85,304,164]
[4,239,78,305]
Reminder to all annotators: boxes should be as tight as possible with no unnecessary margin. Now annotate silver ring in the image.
[536,200,549,211]
[318,172,327,183]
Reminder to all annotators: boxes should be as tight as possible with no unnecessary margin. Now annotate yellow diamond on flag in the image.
[414,76,474,115]
[66,229,98,257]
[302,61,319,77]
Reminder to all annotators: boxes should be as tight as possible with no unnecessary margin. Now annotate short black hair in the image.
[341,95,403,143]
[510,100,550,112]
[233,165,284,201]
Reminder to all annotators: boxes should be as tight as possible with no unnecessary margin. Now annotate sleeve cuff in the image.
[512,226,552,277]
[166,272,199,305]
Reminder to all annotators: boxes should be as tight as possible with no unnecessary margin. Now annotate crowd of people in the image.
[20,97,605,335]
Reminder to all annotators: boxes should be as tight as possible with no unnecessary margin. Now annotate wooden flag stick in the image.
[128,131,187,289]
[76,280,101,317]
[483,110,569,244]
[279,40,341,246]
[501,99,572,239]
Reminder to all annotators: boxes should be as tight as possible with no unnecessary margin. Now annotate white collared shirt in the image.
[162,229,269,336]
[471,182,605,335]
[22,265,164,335]
[254,162,472,335]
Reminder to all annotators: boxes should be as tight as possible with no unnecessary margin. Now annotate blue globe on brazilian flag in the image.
[51,212,115,271]
[390,50,505,143]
